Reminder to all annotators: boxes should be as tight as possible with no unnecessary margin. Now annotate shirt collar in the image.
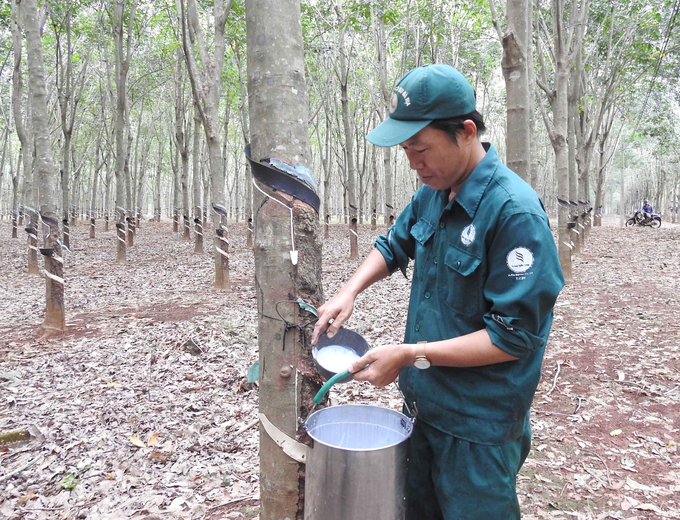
[451,142,497,219]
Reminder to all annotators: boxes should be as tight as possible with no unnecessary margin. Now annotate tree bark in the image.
[55,3,88,251]
[112,0,137,263]
[154,136,163,222]
[0,129,8,224]
[553,18,572,283]
[90,125,103,239]
[235,47,253,248]
[11,146,20,239]
[104,159,112,231]
[24,0,64,333]
[246,0,324,516]
[567,92,580,254]
[490,0,531,182]
[535,0,588,283]
[181,125,190,241]
[11,0,39,274]
[177,0,232,289]
[338,21,358,259]
[193,103,203,253]
[619,155,625,228]
[593,106,617,225]
[132,102,150,231]
[124,108,135,246]
[370,5,394,226]
[371,140,378,230]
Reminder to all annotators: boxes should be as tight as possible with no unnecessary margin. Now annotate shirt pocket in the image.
[409,219,436,278]
[438,247,483,317]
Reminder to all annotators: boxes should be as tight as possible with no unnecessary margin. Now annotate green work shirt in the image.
[375,143,564,445]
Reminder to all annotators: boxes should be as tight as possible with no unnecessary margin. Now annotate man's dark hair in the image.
[428,110,486,143]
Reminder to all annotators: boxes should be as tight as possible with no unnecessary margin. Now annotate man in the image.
[311,64,564,519]
[642,199,654,215]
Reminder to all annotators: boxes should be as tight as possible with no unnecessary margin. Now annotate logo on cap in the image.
[389,86,411,115]
[389,92,399,114]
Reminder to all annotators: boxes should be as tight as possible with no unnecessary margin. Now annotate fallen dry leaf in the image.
[1,218,679,519]
[129,434,146,448]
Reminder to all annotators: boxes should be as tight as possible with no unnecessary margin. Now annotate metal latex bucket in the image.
[304,404,414,520]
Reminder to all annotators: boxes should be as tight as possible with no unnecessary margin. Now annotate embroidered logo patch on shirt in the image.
[506,247,534,275]
[461,224,476,246]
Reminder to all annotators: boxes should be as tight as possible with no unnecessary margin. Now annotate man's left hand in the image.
[348,344,415,387]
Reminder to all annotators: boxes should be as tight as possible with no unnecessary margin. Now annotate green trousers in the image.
[405,418,531,520]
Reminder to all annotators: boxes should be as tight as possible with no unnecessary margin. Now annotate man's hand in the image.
[348,344,415,387]
[311,291,356,345]
[310,249,391,345]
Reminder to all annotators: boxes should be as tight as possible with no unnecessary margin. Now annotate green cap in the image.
[366,64,476,147]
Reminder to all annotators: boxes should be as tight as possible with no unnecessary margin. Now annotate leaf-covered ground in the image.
[1,216,679,519]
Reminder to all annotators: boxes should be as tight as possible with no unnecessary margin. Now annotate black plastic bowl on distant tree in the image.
[313,327,370,384]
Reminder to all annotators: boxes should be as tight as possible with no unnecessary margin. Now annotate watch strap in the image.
[415,340,430,366]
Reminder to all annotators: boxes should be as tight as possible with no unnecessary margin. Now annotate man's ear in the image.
[463,119,478,141]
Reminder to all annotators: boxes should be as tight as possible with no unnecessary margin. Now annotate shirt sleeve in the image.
[374,194,419,277]
[483,212,565,358]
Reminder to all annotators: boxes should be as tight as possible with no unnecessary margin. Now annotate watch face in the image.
[414,358,431,369]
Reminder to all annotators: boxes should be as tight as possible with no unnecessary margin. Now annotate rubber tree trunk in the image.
[112,0,137,263]
[176,0,230,289]
[321,116,331,239]
[134,130,151,232]
[202,147,210,225]
[527,0,539,190]
[171,116,180,232]
[501,0,531,182]
[125,125,135,247]
[235,54,253,249]
[24,0,64,334]
[154,137,163,222]
[370,5,394,225]
[371,142,378,230]
[245,163,253,248]
[180,118,191,241]
[545,0,574,283]
[11,0,39,274]
[90,159,98,239]
[246,0,324,516]
[672,176,678,224]
[593,128,608,228]
[0,130,8,228]
[619,158,625,228]
[338,25,358,259]
[104,161,112,232]
[193,104,203,253]
[234,159,240,223]
[11,148,20,239]
[567,97,580,255]
[57,7,76,252]
[554,67,572,281]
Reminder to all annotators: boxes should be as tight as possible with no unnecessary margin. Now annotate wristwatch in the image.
[414,341,431,369]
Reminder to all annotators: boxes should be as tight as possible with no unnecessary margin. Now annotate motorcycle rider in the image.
[636,199,653,224]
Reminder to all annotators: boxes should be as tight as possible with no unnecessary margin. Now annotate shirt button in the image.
[455,261,461,269]
[433,257,438,265]
[415,324,420,332]
[439,222,446,229]
[424,292,431,299]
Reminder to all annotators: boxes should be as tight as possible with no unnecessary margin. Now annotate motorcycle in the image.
[625,210,662,228]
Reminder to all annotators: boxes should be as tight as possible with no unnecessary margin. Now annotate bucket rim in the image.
[304,404,413,452]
